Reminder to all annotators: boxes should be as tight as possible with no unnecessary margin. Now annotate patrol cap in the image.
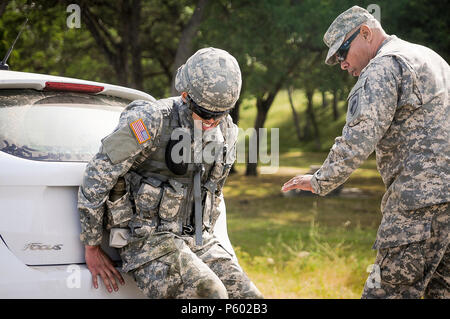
[175,47,242,112]
[323,6,373,65]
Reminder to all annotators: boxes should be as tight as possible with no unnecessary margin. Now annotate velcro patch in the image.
[347,92,361,125]
[130,119,151,144]
[349,93,359,117]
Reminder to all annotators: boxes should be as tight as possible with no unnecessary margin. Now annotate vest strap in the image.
[193,164,204,246]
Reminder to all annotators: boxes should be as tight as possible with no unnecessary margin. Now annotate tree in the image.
[376,0,449,62]
[170,0,209,96]
[198,0,336,175]
[0,1,8,18]
[77,0,138,87]
[64,0,207,97]
[287,86,303,142]
[2,0,447,155]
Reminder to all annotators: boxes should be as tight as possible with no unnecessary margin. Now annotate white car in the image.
[0,70,236,298]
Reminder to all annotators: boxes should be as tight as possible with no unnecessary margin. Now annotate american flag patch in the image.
[130,119,151,144]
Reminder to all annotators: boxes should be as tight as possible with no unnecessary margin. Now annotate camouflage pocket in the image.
[136,177,164,219]
[105,190,133,229]
[120,233,178,273]
[159,179,186,221]
[379,241,426,285]
[203,192,222,230]
[109,228,130,248]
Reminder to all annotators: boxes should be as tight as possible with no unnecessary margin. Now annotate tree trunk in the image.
[306,88,321,150]
[287,86,302,142]
[82,1,130,86]
[245,106,267,176]
[0,1,8,18]
[116,0,132,86]
[130,0,143,90]
[332,87,339,120]
[245,93,275,176]
[170,0,209,96]
[321,90,327,109]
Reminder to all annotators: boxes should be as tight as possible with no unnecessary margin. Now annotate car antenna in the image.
[0,18,29,70]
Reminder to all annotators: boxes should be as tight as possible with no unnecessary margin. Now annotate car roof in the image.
[0,70,156,102]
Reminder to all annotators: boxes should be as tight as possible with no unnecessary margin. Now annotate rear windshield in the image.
[0,89,130,162]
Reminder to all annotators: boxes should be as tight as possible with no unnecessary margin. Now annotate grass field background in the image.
[223,90,385,298]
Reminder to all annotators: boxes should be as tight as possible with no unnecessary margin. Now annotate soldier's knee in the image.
[424,280,450,299]
[229,281,264,299]
[195,277,228,299]
[244,283,264,299]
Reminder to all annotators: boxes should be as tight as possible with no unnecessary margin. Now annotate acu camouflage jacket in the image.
[311,36,449,248]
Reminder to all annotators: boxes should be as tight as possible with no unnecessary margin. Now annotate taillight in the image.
[44,81,104,93]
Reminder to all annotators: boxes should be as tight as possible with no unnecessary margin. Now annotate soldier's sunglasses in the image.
[186,95,229,120]
[336,28,360,62]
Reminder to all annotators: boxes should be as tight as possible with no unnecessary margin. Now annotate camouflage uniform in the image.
[315,6,450,298]
[362,203,449,299]
[78,48,263,299]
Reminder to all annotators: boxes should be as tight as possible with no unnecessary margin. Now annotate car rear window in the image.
[0,89,130,162]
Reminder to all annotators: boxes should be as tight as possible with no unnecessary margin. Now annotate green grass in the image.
[223,90,385,298]
[223,168,382,298]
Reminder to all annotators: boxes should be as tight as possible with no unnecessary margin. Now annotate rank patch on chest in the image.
[130,119,151,144]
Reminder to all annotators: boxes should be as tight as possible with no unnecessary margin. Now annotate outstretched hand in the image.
[85,245,125,293]
[281,174,315,193]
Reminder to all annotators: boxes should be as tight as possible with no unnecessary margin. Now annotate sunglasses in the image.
[186,95,229,120]
[336,28,360,62]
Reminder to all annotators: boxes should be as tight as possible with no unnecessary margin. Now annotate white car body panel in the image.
[0,71,237,298]
[0,147,86,187]
[0,239,145,298]
[0,70,156,102]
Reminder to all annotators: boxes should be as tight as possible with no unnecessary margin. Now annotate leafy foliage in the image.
[0,0,447,157]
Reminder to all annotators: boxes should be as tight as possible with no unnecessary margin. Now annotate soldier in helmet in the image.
[282,6,449,298]
[78,47,263,299]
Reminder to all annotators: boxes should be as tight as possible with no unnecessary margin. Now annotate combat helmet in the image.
[175,47,242,113]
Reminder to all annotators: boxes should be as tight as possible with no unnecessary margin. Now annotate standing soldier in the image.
[78,47,263,299]
[282,6,449,298]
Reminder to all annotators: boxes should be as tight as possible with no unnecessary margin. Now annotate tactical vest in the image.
[109,98,236,244]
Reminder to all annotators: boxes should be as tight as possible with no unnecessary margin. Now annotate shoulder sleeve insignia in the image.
[130,118,151,144]
[349,93,359,117]
[346,91,362,126]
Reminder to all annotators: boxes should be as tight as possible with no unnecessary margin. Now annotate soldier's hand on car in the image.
[85,245,125,293]
[281,174,315,193]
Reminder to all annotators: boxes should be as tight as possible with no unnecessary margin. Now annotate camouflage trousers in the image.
[131,232,263,299]
[362,203,449,299]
